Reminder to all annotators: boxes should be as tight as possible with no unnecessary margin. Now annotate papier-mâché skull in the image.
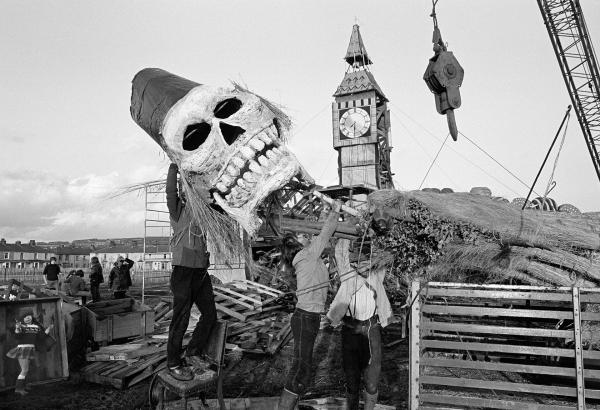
[130,68,313,235]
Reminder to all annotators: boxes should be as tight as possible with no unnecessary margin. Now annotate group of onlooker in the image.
[41,255,134,303]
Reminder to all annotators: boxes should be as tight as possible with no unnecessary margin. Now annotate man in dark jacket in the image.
[89,256,103,302]
[166,163,216,381]
[42,257,61,290]
[108,256,134,299]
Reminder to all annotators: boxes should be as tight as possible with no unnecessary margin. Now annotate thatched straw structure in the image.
[368,189,600,288]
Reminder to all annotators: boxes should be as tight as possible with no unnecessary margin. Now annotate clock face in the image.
[339,107,371,139]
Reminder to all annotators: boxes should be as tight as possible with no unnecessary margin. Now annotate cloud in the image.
[0,165,164,241]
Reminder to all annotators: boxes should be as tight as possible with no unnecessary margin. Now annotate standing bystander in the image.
[108,256,134,299]
[89,256,103,302]
[42,257,60,290]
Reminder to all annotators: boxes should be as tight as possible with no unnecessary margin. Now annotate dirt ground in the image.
[0,289,408,410]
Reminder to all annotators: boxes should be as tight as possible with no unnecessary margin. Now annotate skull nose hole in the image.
[182,122,211,151]
[220,123,246,145]
[214,98,242,119]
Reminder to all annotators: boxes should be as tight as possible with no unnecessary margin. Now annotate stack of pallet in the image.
[80,343,167,389]
[152,279,294,355]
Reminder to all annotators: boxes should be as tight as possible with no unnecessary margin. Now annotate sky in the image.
[1,0,599,242]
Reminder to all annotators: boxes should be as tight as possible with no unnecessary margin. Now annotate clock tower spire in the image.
[332,24,394,189]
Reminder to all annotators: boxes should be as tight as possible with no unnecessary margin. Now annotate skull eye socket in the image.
[214,98,242,119]
[182,122,211,151]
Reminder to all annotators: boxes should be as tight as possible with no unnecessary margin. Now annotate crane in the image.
[537,0,600,184]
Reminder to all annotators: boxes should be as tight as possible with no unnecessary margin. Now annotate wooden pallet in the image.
[85,342,166,362]
[80,350,166,389]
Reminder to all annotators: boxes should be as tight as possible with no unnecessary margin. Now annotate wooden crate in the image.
[409,281,600,409]
[85,298,155,343]
[0,297,68,391]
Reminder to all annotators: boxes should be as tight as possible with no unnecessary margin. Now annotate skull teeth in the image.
[214,122,287,203]
[258,155,272,167]
[249,161,262,174]
[226,164,240,177]
[240,146,255,160]
[265,150,278,160]
[231,157,245,168]
[257,133,272,145]
[243,172,258,183]
[249,138,266,151]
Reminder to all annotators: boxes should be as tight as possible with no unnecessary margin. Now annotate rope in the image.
[458,131,541,197]
[419,133,450,189]
[543,111,571,199]
[391,107,523,197]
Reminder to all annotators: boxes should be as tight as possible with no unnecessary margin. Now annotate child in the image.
[6,309,54,395]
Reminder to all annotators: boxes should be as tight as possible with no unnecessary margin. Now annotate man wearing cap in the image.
[165,163,216,381]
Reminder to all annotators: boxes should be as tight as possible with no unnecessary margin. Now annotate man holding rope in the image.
[326,238,393,410]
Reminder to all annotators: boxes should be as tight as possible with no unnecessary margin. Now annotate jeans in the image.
[341,315,382,400]
[166,266,217,368]
[284,308,321,395]
[46,280,58,290]
[90,284,101,302]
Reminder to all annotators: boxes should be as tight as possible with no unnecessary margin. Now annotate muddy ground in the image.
[0,290,408,410]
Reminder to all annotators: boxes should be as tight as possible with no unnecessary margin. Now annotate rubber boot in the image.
[277,388,299,410]
[363,390,378,410]
[14,379,27,396]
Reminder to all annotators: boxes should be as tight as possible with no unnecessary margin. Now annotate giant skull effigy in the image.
[130,68,313,237]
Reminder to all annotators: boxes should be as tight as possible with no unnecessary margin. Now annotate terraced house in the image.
[0,239,56,269]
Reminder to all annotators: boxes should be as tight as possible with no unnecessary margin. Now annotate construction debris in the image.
[80,279,293,389]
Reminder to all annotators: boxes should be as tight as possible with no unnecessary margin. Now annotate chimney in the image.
[0,238,5,245]
[29,240,36,246]
[15,240,21,246]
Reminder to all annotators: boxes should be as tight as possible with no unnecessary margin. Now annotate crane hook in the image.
[423,0,464,141]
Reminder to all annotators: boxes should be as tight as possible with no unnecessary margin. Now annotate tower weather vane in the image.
[423,0,464,141]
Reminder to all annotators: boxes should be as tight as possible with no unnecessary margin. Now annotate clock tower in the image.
[332,24,394,189]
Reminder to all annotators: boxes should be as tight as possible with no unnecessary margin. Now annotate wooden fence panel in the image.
[409,282,600,409]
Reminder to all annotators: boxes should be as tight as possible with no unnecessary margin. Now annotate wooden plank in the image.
[420,394,576,409]
[421,375,580,397]
[213,289,256,310]
[409,281,420,410]
[572,287,586,410]
[421,357,578,377]
[422,304,573,320]
[237,279,283,296]
[215,302,248,322]
[423,321,574,338]
[424,287,573,302]
[426,282,575,291]
[421,340,577,358]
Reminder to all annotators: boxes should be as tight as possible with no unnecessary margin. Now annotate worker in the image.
[276,200,341,410]
[165,163,216,382]
[325,239,393,410]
